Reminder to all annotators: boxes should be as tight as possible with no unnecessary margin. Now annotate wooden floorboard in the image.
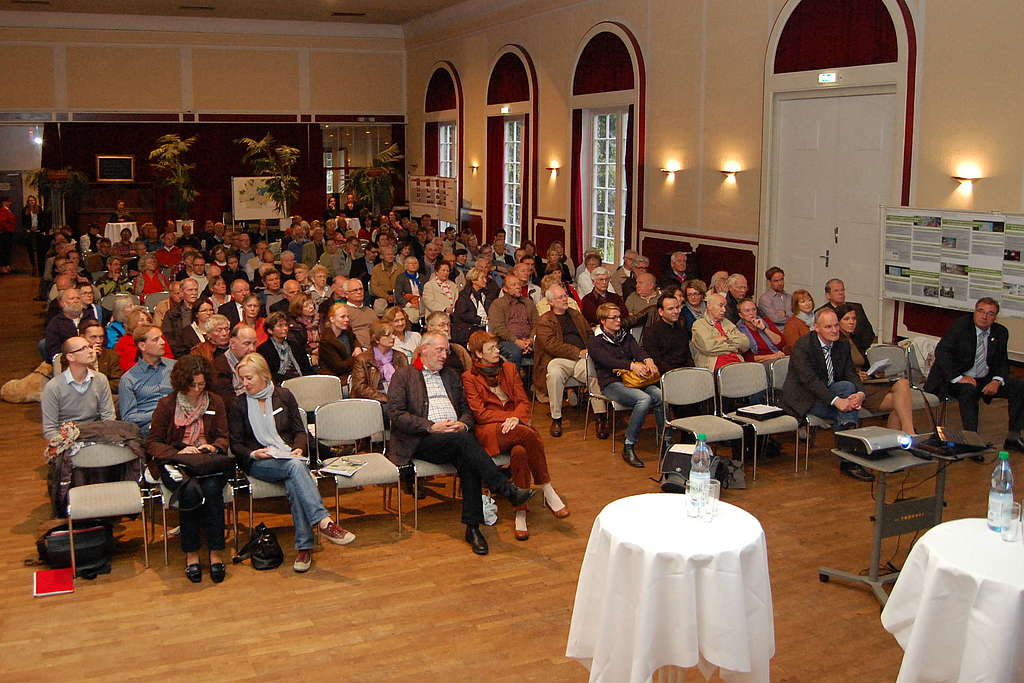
[0,262,1016,681]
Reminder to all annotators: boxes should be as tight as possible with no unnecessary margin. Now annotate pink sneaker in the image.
[321,521,356,546]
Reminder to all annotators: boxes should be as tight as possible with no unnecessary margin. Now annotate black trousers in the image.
[413,431,508,525]
[0,232,12,268]
[160,469,227,553]
[948,375,1024,433]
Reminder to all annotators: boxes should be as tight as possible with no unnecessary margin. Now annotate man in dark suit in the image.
[218,278,253,327]
[782,307,873,481]
[924,297,1024,452]
[385,332,534,555]
[816,278,875,352]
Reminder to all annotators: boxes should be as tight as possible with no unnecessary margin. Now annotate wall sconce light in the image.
[546,162,560,176]
[951,175,981,184]
[470,162,480,173]
[660,162,682,175]
[500,105,510,114]
[952,163,982,195]
[721,161,742,183]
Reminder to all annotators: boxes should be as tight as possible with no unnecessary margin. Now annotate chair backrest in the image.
[73,443,138,469]
[629,325,643,344]
[717,362,768,400]
[52,353,63,373]
[100,293,139,312]
[282,375,344,413]
[769,356,790,404]
[145,291,170,312]
[661,367,716,406]
[866,344,908,379]
[314,399,385,444]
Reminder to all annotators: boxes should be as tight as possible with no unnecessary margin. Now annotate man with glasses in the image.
[925,297,1024,452]
[41,336,116,440]
[119,324,175,437]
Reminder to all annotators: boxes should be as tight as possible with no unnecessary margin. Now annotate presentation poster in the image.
[882,207,1024,317]
[231,176,288,222]
[408,175,457,224]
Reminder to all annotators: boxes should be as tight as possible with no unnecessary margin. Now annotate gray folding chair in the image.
[857,344,910,421]
[906,340,949,423]
[144,291,170,313]
[660,367,744,466]
[716,362,799,480]
[314,399,404,535]
[66,444,149,581]
[769,355,820,472]
[100,293,139,312]
[283,375,346,454]
[582,356,632,452]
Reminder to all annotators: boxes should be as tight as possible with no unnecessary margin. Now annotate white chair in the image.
[409,459,460,529]
[314,400,404,535]
[582,356,632,453]
[660,367,745,466]
[716,362,799,480]
[283,375,346,459]
[769,355,828,472]
[66,444,149,581]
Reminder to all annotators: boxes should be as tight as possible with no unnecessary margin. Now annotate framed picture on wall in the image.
[95,155,135,183]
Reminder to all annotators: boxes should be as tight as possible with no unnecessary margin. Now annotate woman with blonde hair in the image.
[781,289,815,354]
[319,302,360,381]
[133,254,169,304]
[382,305,421,362]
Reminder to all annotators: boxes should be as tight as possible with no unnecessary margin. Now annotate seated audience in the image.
[370,245,402,315]
[657,250,691,290]
[343,279,377,348]
[153,281,182,328]
[610,249,638,298]
[319,302,361,383]
[535,272,581,316]
[488,274,537,368]
[782,308,871,482]
[781,289,815,354]
[240,294,268,346]
[211,323,259,407]
[258,311,314,382]
[736,298,786,364]
[42,336,116,439]
[587,303,664,468]
[385,332,535,555]
[423,261,459,316]
[307,265,332,307]
[119,324,175,437]
[133,255,169,304]
[757,266,791,326]
[581,267,625,326]
[45,287,91,361]
[424,311,473,374]
[229,352,354,573]
[153,232,182,270]
[817,278,876,351]
[287,294,320,364]
[681,279,707,333]
[690,293,750,371]
[625,272,659,315]
[644,292,693,374]
[190,314,230,363]
[710,270,730,295]
[163,278,202,357]
[269,279,302,314]
[836,303,916,434]
[205,275,231,310]
[78,319,123,393]
[146,354,230,584]
[115,308,174,371]
[575,251,604,297]
[463,331,568,541]
[95,256,134,297]
[533,284,607,438]
[79,283,106,325]
[383,305,421,362]
[317,275,348,318]
[452,266,496,346]
[395,255,425,325]
[105,297,135,348]
[724,273,748,323]
[351,321,407,402]
[180,300,216,351]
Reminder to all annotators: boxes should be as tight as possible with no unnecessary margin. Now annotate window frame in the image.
[502,116,525,247]
[582,107,629,265]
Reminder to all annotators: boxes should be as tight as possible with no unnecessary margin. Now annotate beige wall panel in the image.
[0,45,54,109]
[193,49,298,111]
[913,0,1024,212]
[310,51,404,112]
[66,46,181,110]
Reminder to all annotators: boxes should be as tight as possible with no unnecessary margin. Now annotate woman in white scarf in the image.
[228,353,354,573]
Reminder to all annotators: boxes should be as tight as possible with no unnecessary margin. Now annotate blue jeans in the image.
[246,458,328,550]
[602,382,665,446]
[807,380,860,426]
[499,340,525,367]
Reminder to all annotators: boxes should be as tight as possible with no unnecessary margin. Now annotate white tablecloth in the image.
[344,217,361,234]
[104,221,137,243]
[881,518,1024,682]
[566,493,774,683]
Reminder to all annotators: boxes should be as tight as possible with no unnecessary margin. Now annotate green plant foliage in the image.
[148,134,199,215]
[344,142,404,214]
[235,133,301,216]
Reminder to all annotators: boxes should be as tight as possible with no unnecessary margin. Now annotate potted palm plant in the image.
[26,167,90,228]
[148,134,199,217]
[235,133,300,218]
[344,142,404,214]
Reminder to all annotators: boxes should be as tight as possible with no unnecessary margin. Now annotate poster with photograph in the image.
[883,209,916,300]
[1002,216,1024,315]
[909,214,941,304]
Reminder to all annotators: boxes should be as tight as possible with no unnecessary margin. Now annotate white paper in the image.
[867,358,891,376]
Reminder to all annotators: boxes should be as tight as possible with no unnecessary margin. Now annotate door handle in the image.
[819,249,830,268]
[834,225,839,244]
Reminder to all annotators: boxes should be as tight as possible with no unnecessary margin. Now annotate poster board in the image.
[231,176,287,222]
[882,206,1024,316]
[408,175,457,224]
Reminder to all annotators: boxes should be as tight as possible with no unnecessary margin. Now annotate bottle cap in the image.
[696,433,706,441]
[999,451,1010,460]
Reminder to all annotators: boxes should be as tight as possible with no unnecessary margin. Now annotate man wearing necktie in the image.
[783,308,873,481]
[925,297,1024,452]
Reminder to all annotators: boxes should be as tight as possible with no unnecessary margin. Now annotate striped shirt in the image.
[423,369,458,423]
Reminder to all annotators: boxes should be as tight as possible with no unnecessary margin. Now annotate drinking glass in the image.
[1001,502,1022,542]
[701,479,721,522]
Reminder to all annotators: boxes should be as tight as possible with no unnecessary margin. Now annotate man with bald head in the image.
[488,274,537,368]
[45,287,95,361]
[219,278,254,326]
[270,278,302,314]
[625,272,660,316]
[41,336,116,440]
[386,331,535,555]
[210,323,259,406]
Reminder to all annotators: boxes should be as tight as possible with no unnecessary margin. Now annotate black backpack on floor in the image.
[36,521,114,579]
[233,522,284,570]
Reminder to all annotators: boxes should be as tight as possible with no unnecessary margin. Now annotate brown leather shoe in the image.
[595,414,610,439]
[545,500,570,519]
[549,417,563,437]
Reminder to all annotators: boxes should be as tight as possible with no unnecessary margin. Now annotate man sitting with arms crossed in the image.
[924,296,1024,452]
[386,332,535,555]
[782,307,872,482]
[119,324,175,437]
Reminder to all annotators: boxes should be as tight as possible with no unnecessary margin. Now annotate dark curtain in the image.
[424,122,439,176]
[774,0,897,73]
[623,104,634,251]
[572,32,635,96]
[485,116,504,241]
[569,109,583,263]
[487,53,530,105]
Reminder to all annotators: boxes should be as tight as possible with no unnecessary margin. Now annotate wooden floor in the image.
[0,260,1016,682]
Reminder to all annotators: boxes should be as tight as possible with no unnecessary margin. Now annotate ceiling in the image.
[3,0,466,25]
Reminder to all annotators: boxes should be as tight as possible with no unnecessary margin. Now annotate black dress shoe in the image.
[1004,438,1024,454]
[840,461,874,482]
[185,563,202,583]
[502,482,536,507]
[400,468,427,499]
[596,415,610,440]
[210,562,226,583]
[465,524,489,555]
[622,444,644,468]
[549,417,563,438]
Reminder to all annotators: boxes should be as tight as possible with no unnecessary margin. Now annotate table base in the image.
[818,565,900,606]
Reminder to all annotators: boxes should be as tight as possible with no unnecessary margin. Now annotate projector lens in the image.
[897,433,913,449]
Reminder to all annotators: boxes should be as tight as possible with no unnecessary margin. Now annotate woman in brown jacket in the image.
[462,331,568,541]
[351,321,408,402]
[318,302,361,383]
[146,354,230,584]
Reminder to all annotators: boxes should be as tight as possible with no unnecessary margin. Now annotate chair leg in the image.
[794,432,800,475]
[413,477,419,530]
[141,501,149,569]
[610,410,616,454]
[232,495,239,555]
[68,515,76,583]
[161,502,169,566]
[583,401,590,441]
[396,483,403,536]
[751,434,758,481]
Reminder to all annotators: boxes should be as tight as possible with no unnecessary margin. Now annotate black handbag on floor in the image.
[232,522,284,570]
[36,521,114,579]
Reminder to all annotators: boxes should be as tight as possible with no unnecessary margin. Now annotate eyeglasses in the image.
[975,309,998,317]
[66,346,90,355]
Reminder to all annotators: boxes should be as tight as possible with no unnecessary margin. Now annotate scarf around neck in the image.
[174,391,210,446]
[374,346,397,384]
[245,381,291,456]
[471,360,502,387]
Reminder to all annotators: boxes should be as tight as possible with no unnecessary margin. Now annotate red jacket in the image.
[0,206,16,233]
[462,361,531,456]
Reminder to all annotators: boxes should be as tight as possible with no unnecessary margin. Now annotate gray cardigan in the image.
[41,370,116,439]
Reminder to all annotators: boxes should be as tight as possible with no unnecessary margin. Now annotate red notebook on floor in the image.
[33,568,74,597]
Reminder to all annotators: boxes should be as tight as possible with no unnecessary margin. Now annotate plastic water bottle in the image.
[688,433,712,518]
[988,451,1014,531]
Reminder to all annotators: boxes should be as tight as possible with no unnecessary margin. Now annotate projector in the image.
[834,426,910,459]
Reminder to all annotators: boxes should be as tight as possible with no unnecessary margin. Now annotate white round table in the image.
[881,518,1024,682]
[104,221,137,243]
[566,493,774,683]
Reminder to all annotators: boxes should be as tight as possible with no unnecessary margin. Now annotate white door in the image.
[770,92,896,324]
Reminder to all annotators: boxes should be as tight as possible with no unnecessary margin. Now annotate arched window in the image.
[424,63,462,232]
[570,25,644,266]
